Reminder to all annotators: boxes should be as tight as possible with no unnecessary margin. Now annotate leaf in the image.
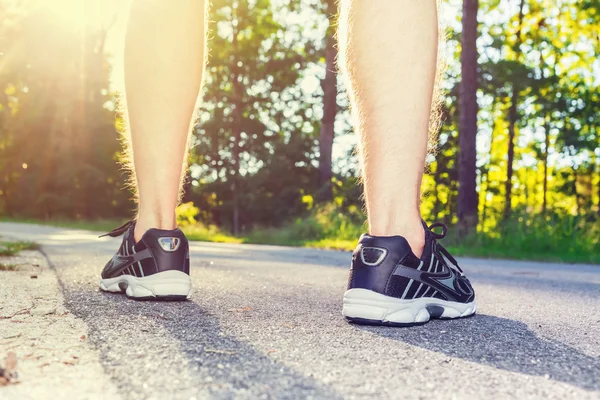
[4,352,17,372]
[0,352,18,386]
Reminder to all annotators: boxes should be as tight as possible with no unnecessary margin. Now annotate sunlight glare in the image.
[40,0,116,32]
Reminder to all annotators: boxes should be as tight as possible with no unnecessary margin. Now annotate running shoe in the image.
[98,221,192,300]
[342,222,476,326]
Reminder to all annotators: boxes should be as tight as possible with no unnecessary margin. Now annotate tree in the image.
[190,0,319,233]
[317,0,338,202]
[0,1,127,219]
[503,0,525,220]
[457,0,479,236]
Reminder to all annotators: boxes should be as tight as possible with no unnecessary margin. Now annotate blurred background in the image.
[0,0,599,262]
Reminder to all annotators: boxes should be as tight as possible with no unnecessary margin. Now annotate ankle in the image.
[403,229,425,258]
[368,217,425,258]
[134,211,177,242]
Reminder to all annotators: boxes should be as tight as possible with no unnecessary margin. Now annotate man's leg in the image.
[339,1,476,326]
[338,0,438,257]
[97,0,204,299]
[123,0,205,241]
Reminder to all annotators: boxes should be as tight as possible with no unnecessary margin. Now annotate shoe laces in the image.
[427,221,448,239]
[99,220,135,238]
[426,221,464,274]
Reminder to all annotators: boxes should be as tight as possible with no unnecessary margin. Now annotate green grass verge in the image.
[0,217,123,233]
[446,244,600,264]
[182,225,243,244]
[3,211,599,265]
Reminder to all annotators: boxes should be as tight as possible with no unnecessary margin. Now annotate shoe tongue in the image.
[419,224,435,263]
[124,224,144,251]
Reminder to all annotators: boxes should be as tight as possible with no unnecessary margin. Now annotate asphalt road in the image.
[1,222,599,400]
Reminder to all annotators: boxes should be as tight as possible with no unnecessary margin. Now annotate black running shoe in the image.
[98,221,192,300]
[342,222,476,326]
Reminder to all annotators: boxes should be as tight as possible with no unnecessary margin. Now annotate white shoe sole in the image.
[99,270,192,300]
[342,288,476,326]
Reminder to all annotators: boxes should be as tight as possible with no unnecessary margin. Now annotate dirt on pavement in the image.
[0,245,120,400]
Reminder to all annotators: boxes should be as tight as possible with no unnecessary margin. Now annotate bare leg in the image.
[338,0,438,257]
[123,0,205,241]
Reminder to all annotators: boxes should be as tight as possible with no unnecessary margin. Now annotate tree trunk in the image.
[505,97,517,219]
[597,166,600,217]
[503,0,525,220]
[457,0,479,236]
[231,13,242,235]
[539,47,551,215]
[317,0,338,202]
[446,189,454,226]
[480,110,497,228]
[542,119,550,213]
[573,167,579,214]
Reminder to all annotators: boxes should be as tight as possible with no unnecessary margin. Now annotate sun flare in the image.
[38,0,119,32]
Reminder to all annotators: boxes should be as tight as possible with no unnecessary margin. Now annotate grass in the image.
[182,224,243,244]
[3,206,599,265]
[235,208,600,264]
[0,241,40,257]
[0,217,122,233]
[442,214,600,264]
[0,263,18,271]
[447,245,583,263]
[0,239,40,271]
[304,238,357,251]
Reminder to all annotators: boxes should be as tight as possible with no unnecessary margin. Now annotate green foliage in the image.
[1,0,599,263]
[182,224,244,244]
[250,207,600,263]
[240,206,600,263]
[245,203,364,246]
[446,212,600,264]
[187,0,327,232]
[176,202,201,227]
[185,205,600,263]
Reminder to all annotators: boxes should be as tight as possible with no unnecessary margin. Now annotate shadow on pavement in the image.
[155,299,343,399]
[65,291,341,399]
[189,244,349,269]
[356,314,600,391]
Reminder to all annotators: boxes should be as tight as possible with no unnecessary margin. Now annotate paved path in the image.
[1,222,599,400]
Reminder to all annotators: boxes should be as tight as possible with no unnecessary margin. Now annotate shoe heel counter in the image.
[144,229,189,274]
[348,237,411,294]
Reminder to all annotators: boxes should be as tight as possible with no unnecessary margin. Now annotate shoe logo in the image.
[431,253,473,298]
[392,249,473,302]
[104,254,134,275]
[431,266,457,291]
[102,248,152,278]
[158,237,181,252]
